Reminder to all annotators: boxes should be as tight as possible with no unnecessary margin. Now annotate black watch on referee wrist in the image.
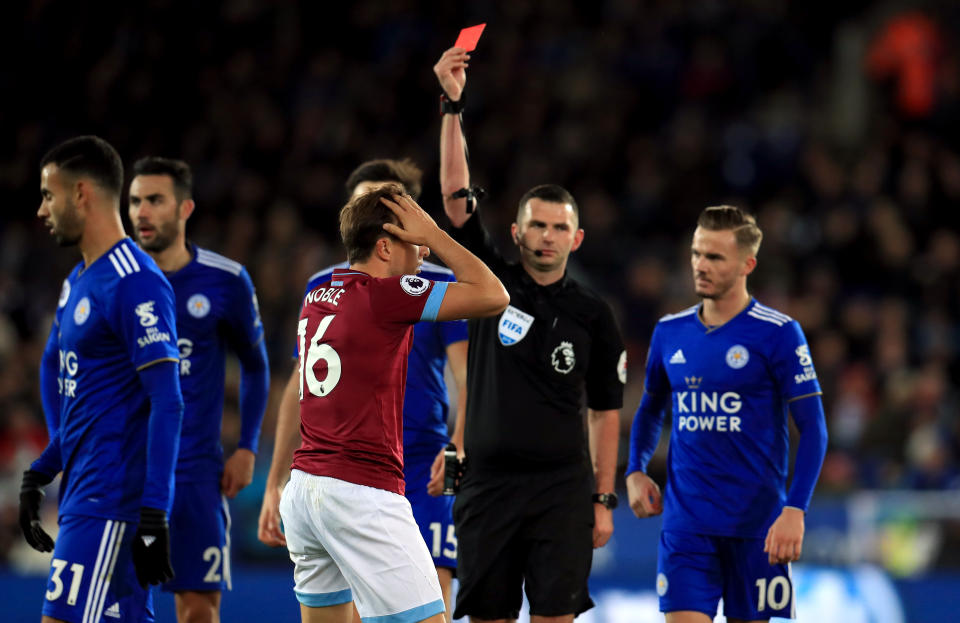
[592,492,618,510]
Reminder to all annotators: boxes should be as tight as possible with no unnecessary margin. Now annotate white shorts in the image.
[279,469,444,622]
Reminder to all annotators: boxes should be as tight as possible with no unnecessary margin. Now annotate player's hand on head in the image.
[764,506,805,565]
[131,507,174,587]
[433,47,469,101]
[221,448,256,498]
[257,484,286,547]
[381,194,439,245]
[19,470,55,552]
[626,471,663,519]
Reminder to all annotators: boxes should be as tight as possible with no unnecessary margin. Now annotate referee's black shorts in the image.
[452,462,595,620]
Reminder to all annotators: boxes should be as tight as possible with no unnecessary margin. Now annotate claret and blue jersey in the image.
[637,299,822,537]
[164,245,267,481]
[295,261,467,455]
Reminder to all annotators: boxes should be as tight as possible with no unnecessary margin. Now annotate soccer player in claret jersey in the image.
[258,159,468,620]
[128,157,270,623]
[277,185,507,623]
[20,136,184,623]
[626,205,829,623]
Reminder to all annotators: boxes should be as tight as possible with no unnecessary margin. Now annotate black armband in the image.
[440,92,466,115]
[449,185,486,214]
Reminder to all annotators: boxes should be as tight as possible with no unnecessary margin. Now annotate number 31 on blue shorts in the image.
[42,514,153,623]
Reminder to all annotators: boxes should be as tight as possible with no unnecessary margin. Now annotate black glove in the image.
[131,507,174,587]
[20,470,55,552]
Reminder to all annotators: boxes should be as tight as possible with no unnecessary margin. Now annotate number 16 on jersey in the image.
[298,315,342,400]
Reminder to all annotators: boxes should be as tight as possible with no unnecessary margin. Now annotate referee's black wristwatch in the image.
[592,492,619,510]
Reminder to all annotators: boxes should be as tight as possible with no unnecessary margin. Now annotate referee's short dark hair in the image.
[132,157,193,203]
[697,205,763,256]
[339,182,406,263]
[346,158,423,200]
[517,184,579,226]
[40,135,124,198]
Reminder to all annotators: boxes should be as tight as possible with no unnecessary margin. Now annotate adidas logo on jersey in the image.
[669,349,686,364]
[104,602,121,618]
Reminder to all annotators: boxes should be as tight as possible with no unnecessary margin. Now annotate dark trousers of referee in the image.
[452,461,595,621]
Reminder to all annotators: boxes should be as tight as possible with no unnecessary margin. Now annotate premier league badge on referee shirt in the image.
[551,341,576,374]
[498,305,534,346]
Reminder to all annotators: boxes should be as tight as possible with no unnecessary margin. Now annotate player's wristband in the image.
[138,507,168,531]
[440,92,465,115]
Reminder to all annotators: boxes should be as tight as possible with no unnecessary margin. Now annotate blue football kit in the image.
[296,261,468,569]
[628,299,828,620]
[32,238,184,623]
[160,245,269,593]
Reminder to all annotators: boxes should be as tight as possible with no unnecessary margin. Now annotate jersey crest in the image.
[186,293,211,318]
[73,297,91,325]
[498,305,534,346]
[657,573,669,596]
[58,279,71,308]
[252,293,262,327]
[725,344,749,369]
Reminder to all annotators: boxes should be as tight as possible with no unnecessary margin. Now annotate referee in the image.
[434,48,626,622]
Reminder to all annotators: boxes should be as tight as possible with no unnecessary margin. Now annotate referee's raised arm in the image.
[435,47,472,228]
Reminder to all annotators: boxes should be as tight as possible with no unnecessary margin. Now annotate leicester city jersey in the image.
[295,261,467,454]
[644,299,821,537]
[53,239,180,521]
[165,246,265,481]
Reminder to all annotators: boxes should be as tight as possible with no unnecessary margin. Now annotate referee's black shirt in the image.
[450,212,626,473]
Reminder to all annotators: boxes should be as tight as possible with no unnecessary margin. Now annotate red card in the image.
[454,23,486,52]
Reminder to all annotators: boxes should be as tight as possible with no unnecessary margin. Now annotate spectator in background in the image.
[867,11,945,119]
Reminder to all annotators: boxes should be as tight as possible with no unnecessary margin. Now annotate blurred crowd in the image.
[1,0,959,566]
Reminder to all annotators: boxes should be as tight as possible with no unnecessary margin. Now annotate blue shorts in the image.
[43,514,154,623]
[657,530,795,620]
[162,479,231,593]
[404,449,457,570]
